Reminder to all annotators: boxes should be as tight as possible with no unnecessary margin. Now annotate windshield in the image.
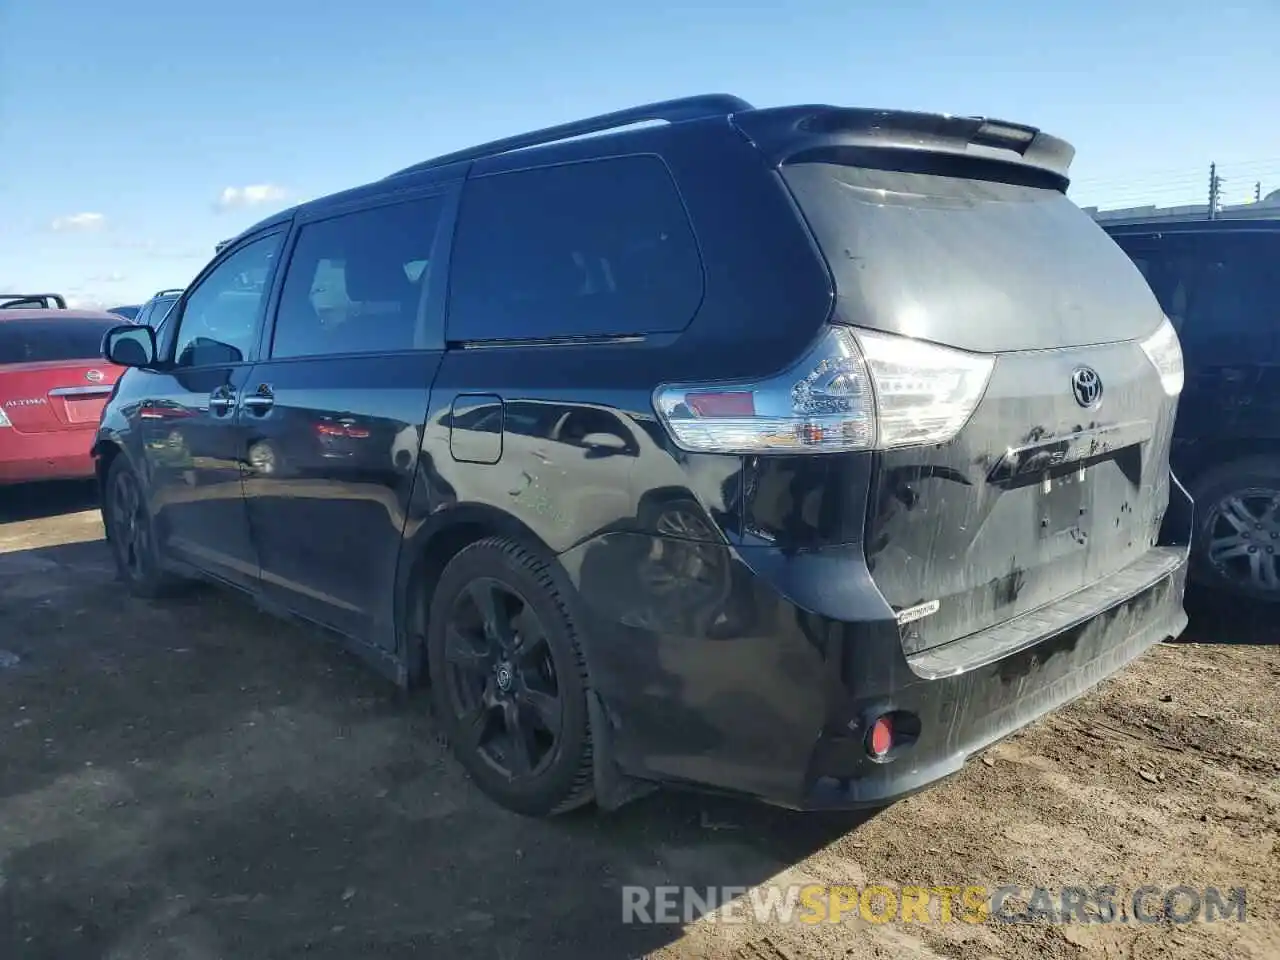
[0,318,119,364]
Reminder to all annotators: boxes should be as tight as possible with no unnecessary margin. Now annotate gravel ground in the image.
[1,481,1277,960]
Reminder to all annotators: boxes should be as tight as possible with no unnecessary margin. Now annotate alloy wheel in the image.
[441,577,564,781]
[110,469,150,581]
[1204,487,1280,596]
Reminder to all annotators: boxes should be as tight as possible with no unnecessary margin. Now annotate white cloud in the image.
[215,184,288,212]
[51,212,106,232]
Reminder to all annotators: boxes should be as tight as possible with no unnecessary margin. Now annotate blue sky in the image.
[2,0,1277,307]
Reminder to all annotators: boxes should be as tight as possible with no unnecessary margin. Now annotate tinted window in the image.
[447,156,703,341]
[171,233,283,367]
[271,198,443,359]
[784,163,1163,353]
[0,318,120,364]
[151,296,178,332]
[1112,230,1279,359]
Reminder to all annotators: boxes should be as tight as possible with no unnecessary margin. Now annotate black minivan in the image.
[1103,216,1280,603]
[94,95,1192,817]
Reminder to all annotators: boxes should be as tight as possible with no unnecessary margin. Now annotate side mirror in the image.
[580,432,630,454]
[103,324,157,368]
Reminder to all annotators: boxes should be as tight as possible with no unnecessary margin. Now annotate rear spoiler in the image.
[732,106,1075,191]
[0,293,67,309]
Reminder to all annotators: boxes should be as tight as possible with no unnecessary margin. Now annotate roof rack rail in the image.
[389,93,754,178]
[0,293,67,309]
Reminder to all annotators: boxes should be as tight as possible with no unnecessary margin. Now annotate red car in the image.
[0,308,127,484]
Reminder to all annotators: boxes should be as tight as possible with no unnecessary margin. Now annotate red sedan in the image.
[0,309,127,484]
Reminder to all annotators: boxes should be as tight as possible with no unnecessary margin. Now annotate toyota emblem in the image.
[85,369,105,383]
[1070,366,1102,409]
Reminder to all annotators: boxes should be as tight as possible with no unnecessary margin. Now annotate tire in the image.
[102,456,180,599]
[426,536,595,816]
[1188,456,1280,603]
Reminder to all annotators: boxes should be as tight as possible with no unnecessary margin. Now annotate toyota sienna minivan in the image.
[94,94,1192,817]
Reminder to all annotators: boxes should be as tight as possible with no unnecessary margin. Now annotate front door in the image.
[140,230,286,589]
[240,193,451,645]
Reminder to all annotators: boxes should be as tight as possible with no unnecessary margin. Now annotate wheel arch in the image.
[395,503,558,688]
[1176,438,1280,489]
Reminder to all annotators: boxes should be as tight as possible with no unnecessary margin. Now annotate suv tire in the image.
[427,536,595,816]
[102,456,180,598]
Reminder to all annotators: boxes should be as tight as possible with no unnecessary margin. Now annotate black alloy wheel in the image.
[443,576,563,780]
[103,457,176,598]
[427,537,594,816]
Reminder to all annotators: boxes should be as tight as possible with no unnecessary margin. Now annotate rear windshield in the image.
[0,318,119,364]
[782,163,1163,353]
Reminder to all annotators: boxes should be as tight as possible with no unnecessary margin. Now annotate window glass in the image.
[1113,231,1279,357]
[0,318,120,364]
[271,197,443,359]
[171,233,282,367]
[447,155,703,341]
[151,296,178,334]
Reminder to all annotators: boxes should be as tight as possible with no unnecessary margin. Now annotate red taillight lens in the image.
[652,325,994,455]
[685,391,755,417]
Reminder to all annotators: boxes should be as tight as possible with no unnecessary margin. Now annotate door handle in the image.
[242,394,274,413]
[208,390,235,415]
[242,383,275,414]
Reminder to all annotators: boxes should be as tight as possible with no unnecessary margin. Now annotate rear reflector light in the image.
[0,407,10,428]
[867,715,894,758]
[1139,316,1184,397]
[653,325,994,454]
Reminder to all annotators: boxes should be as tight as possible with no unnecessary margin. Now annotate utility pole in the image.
[1208,162,1223,219]
[1256,181,1263,203]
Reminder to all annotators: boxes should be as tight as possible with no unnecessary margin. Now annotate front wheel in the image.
[103,457,179,598]
[426,537,595,817]
[1190,457,1280,603]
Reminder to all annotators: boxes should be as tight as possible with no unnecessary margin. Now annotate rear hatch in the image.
[0,319,124,433]
[751,108,1179,653]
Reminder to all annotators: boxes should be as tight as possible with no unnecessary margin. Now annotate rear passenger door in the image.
[240,187,456,647]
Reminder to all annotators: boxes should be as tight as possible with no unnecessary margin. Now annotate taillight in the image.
[1139,316,1184,397]
[315,422,370,439]
[0,407,11,428]
[652,325,994,454]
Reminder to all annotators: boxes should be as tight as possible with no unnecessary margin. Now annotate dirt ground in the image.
[1,482,1277,960]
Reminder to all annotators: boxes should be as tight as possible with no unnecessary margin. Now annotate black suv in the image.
[1104,216,1280,603]
[94,94,1191,817]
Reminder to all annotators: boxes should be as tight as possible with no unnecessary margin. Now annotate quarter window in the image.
[270,197,444,359]
[447,155,703,341]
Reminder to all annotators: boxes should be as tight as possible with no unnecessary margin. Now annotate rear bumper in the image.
[558,475,1193,811]
[802,548,1186,809]
[0,429,96,484]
